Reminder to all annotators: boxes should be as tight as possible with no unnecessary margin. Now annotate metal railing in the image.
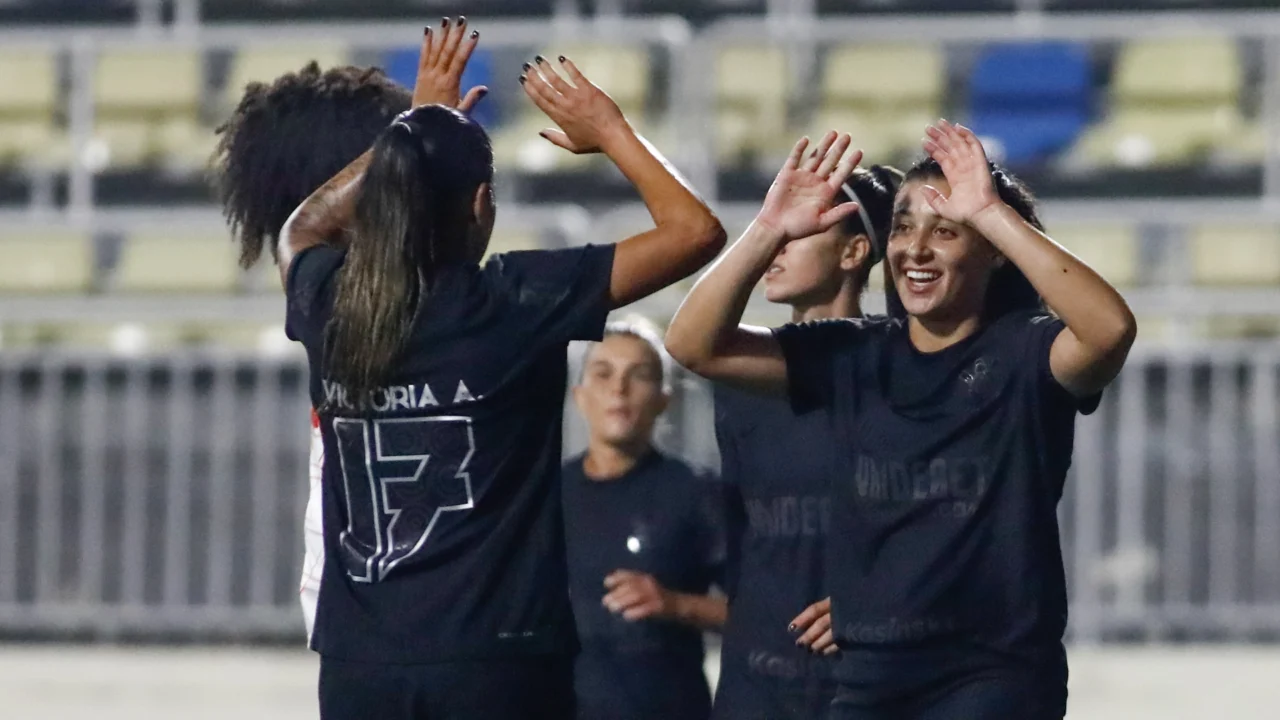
[1,348,1278,642]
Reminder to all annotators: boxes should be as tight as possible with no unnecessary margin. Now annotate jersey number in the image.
[332,416,475,583]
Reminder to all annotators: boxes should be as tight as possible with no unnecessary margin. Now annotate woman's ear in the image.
[841,234,871,273]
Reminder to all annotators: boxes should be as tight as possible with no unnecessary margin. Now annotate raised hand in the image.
[414,16,488,112]
[789,597,838,655]
[756,132,863,242]
[520,56,628,155]
[920,120,1002,224]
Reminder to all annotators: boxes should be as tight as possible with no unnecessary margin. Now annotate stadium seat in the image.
[491,44,651,173]
[1188,225,1280,286]
[191,323,296,355]
[0,229,94,293]
[801,107,892,165]
[93,47,205,170]
[1068,37,1245,169]
[1050,223,1141,287]
[818,43,943,161]
[113,231,242,293]
[383,46,497,128]
[715,45,789,164]
[966,43,1092,166]
[220,44,352,115]
[0,47,71,171]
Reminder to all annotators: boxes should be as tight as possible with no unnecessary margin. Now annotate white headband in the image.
[842,182,882,262]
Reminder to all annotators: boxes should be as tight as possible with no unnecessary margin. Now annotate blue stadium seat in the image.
[966,43,1092,166]
[383,47,497,130]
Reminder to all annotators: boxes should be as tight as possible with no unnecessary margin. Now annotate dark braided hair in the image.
[211,62,411,269]
[884,157,1044,321]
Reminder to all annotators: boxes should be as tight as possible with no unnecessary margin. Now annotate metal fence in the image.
[1,345,1278,642]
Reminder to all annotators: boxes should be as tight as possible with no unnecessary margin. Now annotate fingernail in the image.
[518,75,527,84]
[535,55,545,65]
[522,62,531,71]
[442,17,449,27]
[787,623,797,632]
[558,55,567,63]
[423,26,429,36]
[471,30,479,39]
[458,16,466,25]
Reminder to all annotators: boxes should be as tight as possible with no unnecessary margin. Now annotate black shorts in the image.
[319,655,575,720]
[828,670,1064,720]
[573,650,710,720]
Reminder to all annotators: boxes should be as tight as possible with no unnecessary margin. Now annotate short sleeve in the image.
[484,244,616,344]
[1024,313,1102,416]
[285,245,345,345]
[772,319,860,415]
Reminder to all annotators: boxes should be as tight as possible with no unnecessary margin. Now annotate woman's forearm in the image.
[973,203,1137,355]
[276,149,373,281]
[670,591,728,632]
[665,220,788,390]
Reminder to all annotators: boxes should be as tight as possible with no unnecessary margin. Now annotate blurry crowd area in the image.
[0,0,1278,354]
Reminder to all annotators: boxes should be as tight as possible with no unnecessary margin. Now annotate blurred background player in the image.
[712,164,901,720]
[563,318,727,720]
[277,20,726,718]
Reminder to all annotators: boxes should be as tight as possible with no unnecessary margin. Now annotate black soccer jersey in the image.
[560,451,724,720]
[712,385,838,718]
[774,310,1099,712]
[285,242,615,664]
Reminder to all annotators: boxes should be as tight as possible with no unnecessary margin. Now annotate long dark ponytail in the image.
[324,105,493,413]
[885,157,1043,322]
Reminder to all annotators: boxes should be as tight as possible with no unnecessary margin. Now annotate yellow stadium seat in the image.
[489,113,595,173]
[0,48,59,114]
[221,45,351,112]
[190,323,297,355]
[823,44,944,108]
[0,48,68,171]
[94,48,203,116]
[114,232,241,293]
[1050,223,1141,288]
[1113,38,1241,104]
[0,120,72,171]
[43,322,184,353]
[715,45,788,162]
[547,45,649,114]
[153,116,220,173]
[1072,106,1244,168]
[804,107,893,163]
[0,229,93,293]
[1188,225,1280,286]
[1195,316,1280,340]
[90,119,153,170]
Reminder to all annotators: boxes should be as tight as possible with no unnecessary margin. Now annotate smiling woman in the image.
[664,122,1136,720]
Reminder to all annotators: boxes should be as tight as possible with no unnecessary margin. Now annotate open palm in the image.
[920,120,1001,224]
[758,132,863,241]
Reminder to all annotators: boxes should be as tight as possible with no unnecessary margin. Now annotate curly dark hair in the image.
[211,62,411,269]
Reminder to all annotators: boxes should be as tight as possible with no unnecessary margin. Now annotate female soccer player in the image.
[711,164,901,720]
[277,33,726,720]
[564,319,727,720]
[212,19,482,640]
[666,124,1136,719]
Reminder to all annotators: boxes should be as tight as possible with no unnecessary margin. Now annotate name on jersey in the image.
[850,455,992,518]
[322,379,478,412]
[745,495,830,538]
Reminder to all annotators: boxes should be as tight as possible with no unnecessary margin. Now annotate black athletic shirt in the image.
[712,385,838,704]
[774,310,1099,710]
[286,242,615,664]
[561,450,724,658]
